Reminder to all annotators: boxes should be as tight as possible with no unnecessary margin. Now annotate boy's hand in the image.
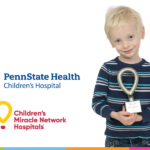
[116,105,137,126]
[110,105,143,125]
[135,114,143,122]
[122,105,143,122]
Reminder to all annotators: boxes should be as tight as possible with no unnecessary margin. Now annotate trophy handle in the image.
[117,67,139,102]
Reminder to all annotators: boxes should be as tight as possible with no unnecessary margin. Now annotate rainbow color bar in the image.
[0,148,150,150]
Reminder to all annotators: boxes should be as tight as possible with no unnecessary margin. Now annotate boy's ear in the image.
[141,26,145,39]
[107,37,115,48]
[110,41,115,48]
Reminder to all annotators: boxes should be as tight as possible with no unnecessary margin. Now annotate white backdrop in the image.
[0,0,149,147]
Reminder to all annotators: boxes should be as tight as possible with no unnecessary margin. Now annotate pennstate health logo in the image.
[0,101,12,129]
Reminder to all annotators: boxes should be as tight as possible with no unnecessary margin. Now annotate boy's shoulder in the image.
[103,57,117,65]
[142,60,150,67]
[100,57,118,72]
[143,59,150,64]
[102,57,118,69]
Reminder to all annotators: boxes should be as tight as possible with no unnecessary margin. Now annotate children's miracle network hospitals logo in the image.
[0,101,12,129]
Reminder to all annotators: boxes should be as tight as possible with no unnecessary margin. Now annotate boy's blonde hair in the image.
[104,6,143,42]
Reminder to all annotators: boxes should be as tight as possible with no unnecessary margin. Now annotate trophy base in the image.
[123,100,142,114]
[123,104,141,114]
[123,104,141,115]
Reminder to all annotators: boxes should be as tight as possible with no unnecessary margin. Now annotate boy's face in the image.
[109,22,145,60]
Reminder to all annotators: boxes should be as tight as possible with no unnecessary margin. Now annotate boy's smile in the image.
[124,49,133,54]
[109,22,145,64]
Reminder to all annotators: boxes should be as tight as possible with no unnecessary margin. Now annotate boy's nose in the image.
[123,41,130,49]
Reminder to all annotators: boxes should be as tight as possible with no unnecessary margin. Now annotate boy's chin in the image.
[120,53,134,59]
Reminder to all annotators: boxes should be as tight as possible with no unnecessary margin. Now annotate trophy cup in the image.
[117,67,142,113]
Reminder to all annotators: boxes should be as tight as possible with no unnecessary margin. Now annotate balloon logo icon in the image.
[0,101,12,129]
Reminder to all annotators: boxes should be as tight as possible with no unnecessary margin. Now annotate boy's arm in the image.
[92,63,117,121]
[140,107,150,123]
[110,111,118,120]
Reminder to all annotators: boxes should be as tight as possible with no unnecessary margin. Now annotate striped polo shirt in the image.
[92,56,150,139]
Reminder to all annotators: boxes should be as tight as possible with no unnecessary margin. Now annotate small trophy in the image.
[117,67,142,113]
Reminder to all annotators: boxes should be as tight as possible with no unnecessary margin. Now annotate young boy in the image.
[92,6,150,147]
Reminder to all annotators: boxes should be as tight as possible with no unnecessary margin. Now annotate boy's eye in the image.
[129,36,133,39]
[116,40,120,43]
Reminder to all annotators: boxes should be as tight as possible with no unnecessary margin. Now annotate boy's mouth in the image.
[124,48,133,54]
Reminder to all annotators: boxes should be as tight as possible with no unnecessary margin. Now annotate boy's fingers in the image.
[127,120,134,125]
[132,113,137,120]
[128,115,137,123]
[122,105,125,111]
[121,111,130,116]
[126,114,137,122]
[134,113,137,120]
[122,113,137,124]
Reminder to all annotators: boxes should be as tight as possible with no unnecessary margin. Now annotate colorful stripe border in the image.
[0,148,150,150]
